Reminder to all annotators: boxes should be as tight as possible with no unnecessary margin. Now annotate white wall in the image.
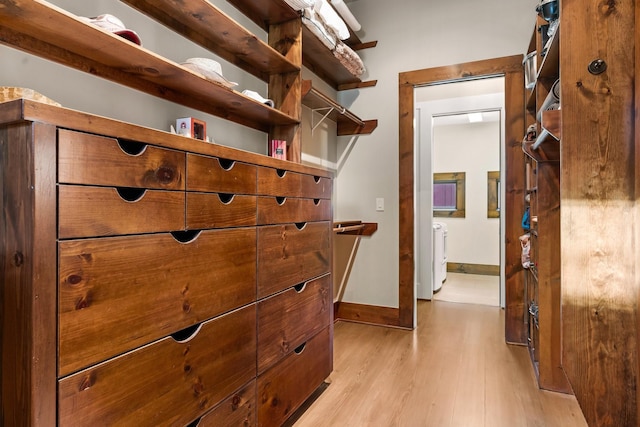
[433,121,501,266]
[336,0,537,307]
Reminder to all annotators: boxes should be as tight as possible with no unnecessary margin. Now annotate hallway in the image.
[292,300,587,427]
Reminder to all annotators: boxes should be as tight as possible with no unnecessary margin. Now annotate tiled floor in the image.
[432,272,500,306]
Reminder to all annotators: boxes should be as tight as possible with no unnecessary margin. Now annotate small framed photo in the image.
[176,117,207,140]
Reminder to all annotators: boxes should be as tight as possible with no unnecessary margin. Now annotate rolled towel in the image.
[314,0,350,40]
[330,0,361,31]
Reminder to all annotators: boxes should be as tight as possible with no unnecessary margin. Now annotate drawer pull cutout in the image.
[185,419,201,427]
[313,198,320,205]
[294,342,307,355]
[276,169,286,178]
[218,193,234,204]
[276,196,286,205]
[295,222,307,230]
[171,323,203,343]
[171,230,202,243]
[218,158,235,170]
[116,187,146,202]
[294,283,307,293]
[117,139,147,156]
[314,176,321,183]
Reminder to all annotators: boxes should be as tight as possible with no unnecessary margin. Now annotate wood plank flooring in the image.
[291,300,587,427]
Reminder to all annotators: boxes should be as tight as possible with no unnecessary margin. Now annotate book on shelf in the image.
[270,139,287,160]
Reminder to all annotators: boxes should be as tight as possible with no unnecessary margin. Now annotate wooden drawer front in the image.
[257,274,331,373]
[58,305,257,427]
[257,167,300,196]
[257,196,332,225]
[58,185,185,239]
[187,153,257,194]
[300,174,331,199]
[257,327,331,427]
[197,380,256,427]
[58,228,257,376]
[187,193,257,229]
[58,129,185,190]
[257,222,331,298]
[258,167,331,199]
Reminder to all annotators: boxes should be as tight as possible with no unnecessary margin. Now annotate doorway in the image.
[397,56,526,339]
[414,78,504,308]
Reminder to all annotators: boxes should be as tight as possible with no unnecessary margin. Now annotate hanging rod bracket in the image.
[311,107,335,134]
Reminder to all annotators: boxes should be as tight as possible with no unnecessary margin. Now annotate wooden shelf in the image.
[301,80,377,136]
[523,140,559,163]
[226,0,299,28]
[537,24,559,80]
[226,0,377,89]
[333,220,378,236]
[0,0,298,133]
[541,110,561,140]
[122,0,300,82]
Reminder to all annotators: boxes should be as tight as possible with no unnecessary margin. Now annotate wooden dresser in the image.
[0,99,333,426]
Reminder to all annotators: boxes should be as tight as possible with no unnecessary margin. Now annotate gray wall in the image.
[335,0,537,307]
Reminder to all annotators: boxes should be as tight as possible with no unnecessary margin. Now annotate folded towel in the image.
[313,0,350,40]
[333,41,365,77]
[302,7,337,50]
[283,0,315,11]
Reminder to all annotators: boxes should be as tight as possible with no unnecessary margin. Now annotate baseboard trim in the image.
[334,302,405,328]
[447,262,499,276]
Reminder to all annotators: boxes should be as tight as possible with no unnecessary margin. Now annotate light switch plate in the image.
[376,198,384,211]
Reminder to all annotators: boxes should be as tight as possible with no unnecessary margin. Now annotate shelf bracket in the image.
[311,106,343,134]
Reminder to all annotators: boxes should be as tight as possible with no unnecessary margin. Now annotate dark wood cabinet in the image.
[0,100,333,426]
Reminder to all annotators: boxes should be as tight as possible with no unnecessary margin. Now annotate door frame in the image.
[397,55,527,342]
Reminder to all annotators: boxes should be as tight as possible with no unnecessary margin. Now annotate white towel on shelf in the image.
[283,0,315,11]
[302,7,337,50]
[313,0,350,40]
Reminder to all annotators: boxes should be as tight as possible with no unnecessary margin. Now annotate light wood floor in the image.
[291,300,587,427]
[433,273,499,306]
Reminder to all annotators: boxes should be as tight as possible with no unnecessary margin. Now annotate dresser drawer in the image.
[58,129,185,190]
[299,174,331,200]
[58,305,257,427]
[257,196,332,225]
[187,193,257,229]
[58,185,185,238]
[257,327,331,427]
[257,167,331,199]
[257,222,331,298]
[187,153,257,194]
[257,274,331,373]
[58,228,257,376]
[196,380,256,427]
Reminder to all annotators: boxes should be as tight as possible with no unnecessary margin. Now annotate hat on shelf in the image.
[241,90,275,108]
[181,58,238,89]
[79,14,142,46]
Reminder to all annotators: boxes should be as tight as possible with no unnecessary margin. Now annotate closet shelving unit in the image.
[0,0,376,163]
[0,0,298,133]
[226,0,378,90]
[521,14,569,394]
